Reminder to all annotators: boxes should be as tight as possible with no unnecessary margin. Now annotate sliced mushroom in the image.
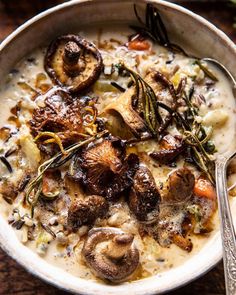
[129,165,160,223]
[104,87,150,139]
[69,137,139,200]
[67,195,108,232]
[164,167,195,203]
[149,134,185,164]
[82,227,139,282]
[45,34,103,93]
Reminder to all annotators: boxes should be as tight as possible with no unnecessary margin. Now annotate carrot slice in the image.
[193,177,216,200]
[128,39,150,51]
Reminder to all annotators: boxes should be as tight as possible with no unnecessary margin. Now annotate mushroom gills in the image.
[82,227,139,282]
[69,137,139,200]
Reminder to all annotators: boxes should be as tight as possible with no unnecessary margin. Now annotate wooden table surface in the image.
[0,1,235,294]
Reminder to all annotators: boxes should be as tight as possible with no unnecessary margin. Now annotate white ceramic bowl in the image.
[0,1,236,294]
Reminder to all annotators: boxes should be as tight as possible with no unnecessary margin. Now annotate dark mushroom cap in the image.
[30,88,86,152]
[45,34,103,93]
[82,227,139,282]
[67,195,108,232]
[149,134,185,164]
[129,165,160,223]
[69,137,139,200]
[165,167,195,203]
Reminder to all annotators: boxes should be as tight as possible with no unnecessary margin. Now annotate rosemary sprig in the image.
[117,63,163,137]
[176,89,215,183]
[25,130,108,217]
[132,3,169,46]
[132,3,187,55]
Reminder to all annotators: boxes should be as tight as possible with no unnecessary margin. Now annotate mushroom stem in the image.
[63,41,81,65]
[104,234,134,260]
[63,41,82,76]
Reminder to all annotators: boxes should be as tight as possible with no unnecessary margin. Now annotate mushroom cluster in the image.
[82,227,139,282]
[45,34,103,93]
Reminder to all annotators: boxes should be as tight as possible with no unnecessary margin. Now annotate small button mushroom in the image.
[82,227,139,282]
[164,167,195,203]
[129,165,161,223]
[67,195,108,232]
[45,34,103,93]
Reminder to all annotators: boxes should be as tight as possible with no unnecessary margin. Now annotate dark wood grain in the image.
[0,1,234,294]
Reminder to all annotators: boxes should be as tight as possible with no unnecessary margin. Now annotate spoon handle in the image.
[216,158,236,295]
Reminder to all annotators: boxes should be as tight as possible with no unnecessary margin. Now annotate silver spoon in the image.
[203,58,236,295]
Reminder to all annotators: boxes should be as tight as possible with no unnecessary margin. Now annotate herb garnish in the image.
[175,88,215,183]
[116,63,215,182]
[25,130,108,217]
[132,3,187,54]
[117,63,163,137]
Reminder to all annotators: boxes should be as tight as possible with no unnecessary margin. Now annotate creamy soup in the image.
[0,4,236,284]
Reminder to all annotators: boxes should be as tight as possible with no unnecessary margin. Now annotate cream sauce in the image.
[0,25,235,282]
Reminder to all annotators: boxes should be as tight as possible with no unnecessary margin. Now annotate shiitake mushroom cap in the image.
[45,34,103,93]
[82,227,139,282]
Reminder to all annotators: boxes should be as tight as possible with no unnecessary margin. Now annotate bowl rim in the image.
[0,0,235,294]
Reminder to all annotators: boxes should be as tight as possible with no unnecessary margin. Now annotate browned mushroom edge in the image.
[149,134,186,165]
[68,136,139,200]
[30,88,90,153]
[67,195,108,232]
[82,227,139,282]
[45,34,103,93]
[129,165,161,223]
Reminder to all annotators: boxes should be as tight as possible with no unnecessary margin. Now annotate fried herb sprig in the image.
[117,63,215,182]
[176,89,215,183]
[132,3,187,54]
[25,130,108,217]
[117,63,163,137]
